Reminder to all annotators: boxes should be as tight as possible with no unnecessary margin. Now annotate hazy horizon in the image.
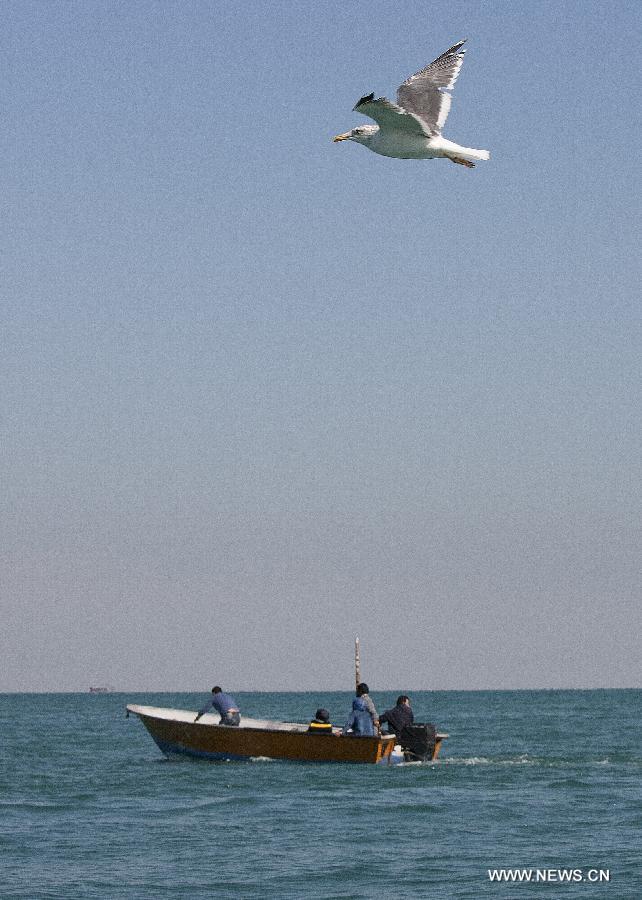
[3,686,641,695]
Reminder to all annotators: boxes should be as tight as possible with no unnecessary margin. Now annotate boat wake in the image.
[443,754,540,766]
[441,754,635,767]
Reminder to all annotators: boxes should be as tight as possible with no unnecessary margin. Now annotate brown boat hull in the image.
[129,705,398,764]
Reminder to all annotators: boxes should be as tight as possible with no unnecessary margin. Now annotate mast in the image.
[354,636,361,692]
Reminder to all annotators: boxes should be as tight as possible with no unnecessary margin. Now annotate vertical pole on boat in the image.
[355,636,361,692]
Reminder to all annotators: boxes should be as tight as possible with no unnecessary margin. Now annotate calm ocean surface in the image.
[0,690,639,899]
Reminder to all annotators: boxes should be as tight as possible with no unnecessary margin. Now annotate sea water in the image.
[0,690,639,899]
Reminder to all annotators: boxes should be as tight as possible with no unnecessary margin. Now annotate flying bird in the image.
[333,40,489,168]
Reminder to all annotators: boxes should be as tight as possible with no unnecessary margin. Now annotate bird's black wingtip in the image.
[353,92,375,110]
[434,39,467,63]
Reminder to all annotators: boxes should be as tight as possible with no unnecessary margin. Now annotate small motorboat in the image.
[127,704,447,765]
[128,641,447,765]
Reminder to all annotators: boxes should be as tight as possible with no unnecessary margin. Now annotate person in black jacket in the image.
[379,695,414,738]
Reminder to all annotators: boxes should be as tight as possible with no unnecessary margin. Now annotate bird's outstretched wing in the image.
[396,40,467,135]
[353,94,428,136]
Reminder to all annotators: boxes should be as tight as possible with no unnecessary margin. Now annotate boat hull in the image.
[128,705,398,764]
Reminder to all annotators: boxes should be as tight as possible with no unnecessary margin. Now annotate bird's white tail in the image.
[460,146,490,161]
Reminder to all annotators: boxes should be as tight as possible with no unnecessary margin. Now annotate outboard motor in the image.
[399,723,437,762]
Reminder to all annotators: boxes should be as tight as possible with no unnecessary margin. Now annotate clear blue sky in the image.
[2,1,640,690]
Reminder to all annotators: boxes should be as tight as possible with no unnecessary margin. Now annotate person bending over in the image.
[194,686,240,726]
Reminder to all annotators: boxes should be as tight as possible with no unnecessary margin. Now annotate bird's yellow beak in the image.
[333,132,351,143]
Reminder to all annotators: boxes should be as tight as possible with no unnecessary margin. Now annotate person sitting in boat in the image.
[379,695,414,738]
[194,686,240,726]
[355,682,379,732]
[342,697,375,736]
[307,708,333,734]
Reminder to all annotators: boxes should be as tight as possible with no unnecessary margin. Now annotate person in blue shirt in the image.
[342,697,375,736]
[355,682,379,731]
[194,686,240,726]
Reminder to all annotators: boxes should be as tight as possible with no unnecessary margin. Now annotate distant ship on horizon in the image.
[89,686,114,693]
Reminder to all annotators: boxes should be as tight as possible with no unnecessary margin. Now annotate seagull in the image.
[333,40,489,168]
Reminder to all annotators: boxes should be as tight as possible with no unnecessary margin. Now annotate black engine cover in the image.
[399,723,437,762]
